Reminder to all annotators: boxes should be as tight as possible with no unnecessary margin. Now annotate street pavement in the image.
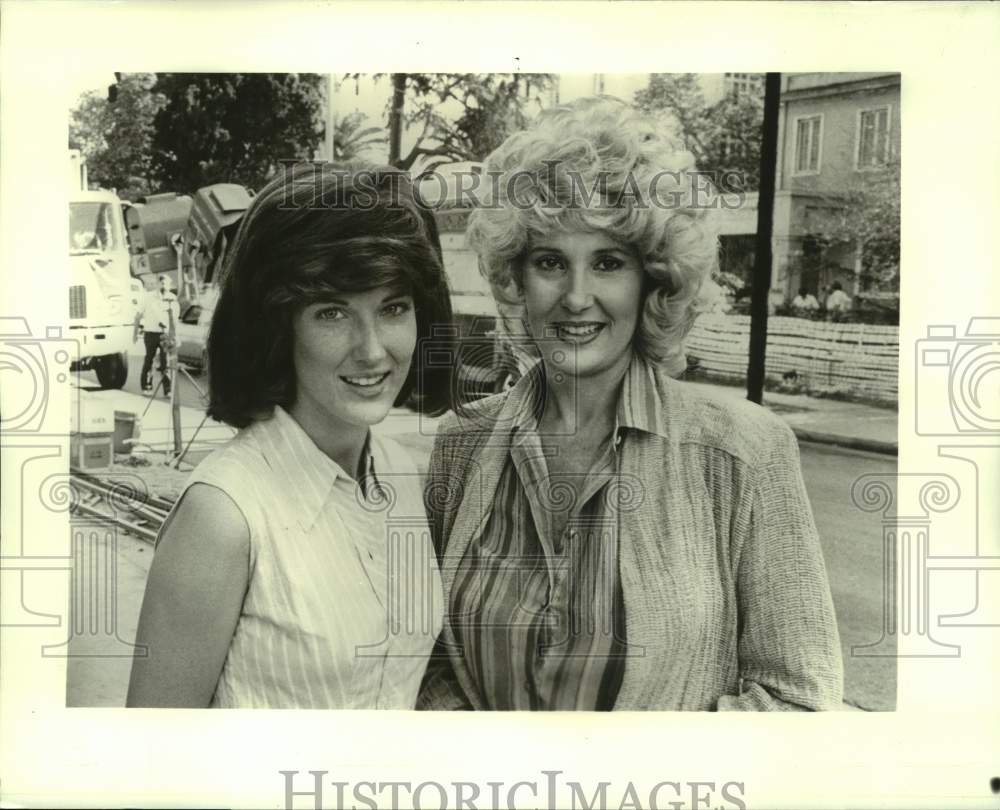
[67,355,899,710]
[684,378,898,455]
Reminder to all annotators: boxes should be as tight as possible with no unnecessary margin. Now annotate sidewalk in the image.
[683,379,898,456]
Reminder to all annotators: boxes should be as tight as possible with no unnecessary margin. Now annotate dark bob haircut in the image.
[207,161,454,429]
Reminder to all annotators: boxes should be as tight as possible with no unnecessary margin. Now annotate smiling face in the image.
[521,229,645,382]
[289,284,417,440]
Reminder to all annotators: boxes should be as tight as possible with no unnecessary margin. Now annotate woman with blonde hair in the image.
[419,97,843,711]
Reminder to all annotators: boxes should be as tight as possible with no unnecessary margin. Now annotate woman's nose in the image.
[354,321,388,364]
[561,269,594,313]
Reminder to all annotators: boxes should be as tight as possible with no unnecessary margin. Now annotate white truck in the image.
[68,151,143,389]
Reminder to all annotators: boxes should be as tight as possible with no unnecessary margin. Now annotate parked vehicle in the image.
[175,289,217,373]
[68,159,143,389]
[421,163,520,402]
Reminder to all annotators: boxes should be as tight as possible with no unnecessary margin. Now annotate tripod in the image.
[138,321,213,470]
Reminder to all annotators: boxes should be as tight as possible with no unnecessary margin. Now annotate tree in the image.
[824,160,900,292]
[365,73,556,171]
[69,73,166,200]
[635,74,764,193]
[332,111,386,161]
[151,73,325,192]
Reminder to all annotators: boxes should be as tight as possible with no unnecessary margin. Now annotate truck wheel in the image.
[94,352,128,390]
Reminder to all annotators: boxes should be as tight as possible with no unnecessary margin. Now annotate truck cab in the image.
[69,189,143,388]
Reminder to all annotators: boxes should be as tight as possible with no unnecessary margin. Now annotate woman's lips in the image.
[340,371,392,395]
[552,322,606,344]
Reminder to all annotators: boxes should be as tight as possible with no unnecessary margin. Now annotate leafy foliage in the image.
[713,270,749,296]
[367,73,556,170]
[150,73,325,192]
[332,111,386,161]
[635,74,764,193]
[824,161,900,292]
[68,73,166,200]
[69,73,326,196]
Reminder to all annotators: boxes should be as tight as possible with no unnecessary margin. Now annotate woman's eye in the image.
[382,301,412,317]
[535,255,564,272]
[316,307,346,321]
[595,257,625,272]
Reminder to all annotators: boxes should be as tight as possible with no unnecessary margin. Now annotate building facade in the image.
[718,72,901,307]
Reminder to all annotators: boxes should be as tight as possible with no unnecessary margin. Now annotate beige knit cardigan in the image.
[418,363,844,711]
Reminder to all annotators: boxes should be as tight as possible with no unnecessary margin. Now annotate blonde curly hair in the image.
[466,95,720,376]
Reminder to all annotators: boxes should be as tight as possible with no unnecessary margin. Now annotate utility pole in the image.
[324,74,336,161]
[388,73,406,167]
[746,72,781,405]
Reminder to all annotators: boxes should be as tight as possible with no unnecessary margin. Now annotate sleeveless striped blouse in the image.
[173,406,443,709]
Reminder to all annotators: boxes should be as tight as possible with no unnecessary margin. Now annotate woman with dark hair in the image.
[419,97,842,711]
[128,162,453,708]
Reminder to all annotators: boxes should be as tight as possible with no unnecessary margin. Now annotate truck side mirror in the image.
[122,205,147,256]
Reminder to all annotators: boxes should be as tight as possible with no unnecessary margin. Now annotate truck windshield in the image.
[70,202,118,254]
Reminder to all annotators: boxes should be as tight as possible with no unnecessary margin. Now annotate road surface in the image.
[798,441,897,710]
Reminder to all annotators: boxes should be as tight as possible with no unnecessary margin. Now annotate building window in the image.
[794,115,823,175]
[857,106,891,169]
[724,72,763,99]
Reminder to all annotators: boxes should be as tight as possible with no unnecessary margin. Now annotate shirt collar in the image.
[251,405,379,531]
[505,360,547,436]
[506,354,670,449]
[614,353,670,444]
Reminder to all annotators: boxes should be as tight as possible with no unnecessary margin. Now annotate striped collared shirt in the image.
[421,354,843,712]
[173,405,443,709]
[448,358,663,710]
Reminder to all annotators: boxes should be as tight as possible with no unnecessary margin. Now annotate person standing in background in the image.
[791,287,820,316]
[824,281,852,321]
[134,273,179,396]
